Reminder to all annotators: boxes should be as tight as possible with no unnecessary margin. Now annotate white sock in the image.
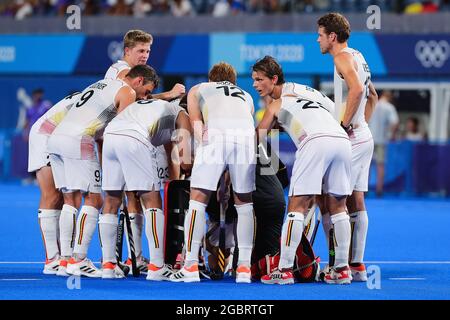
[184,200,206,264]
[38,209,61,261]
[144,208,164,267]
[322,212,332,247]
[331,212,351,268]
[125,212,144,259]
[73,205,100,260]
[59,204,78,258]
[235,203,255,267]
[279,212,304,270]
[98,213,118,264]
[350,211,368,264]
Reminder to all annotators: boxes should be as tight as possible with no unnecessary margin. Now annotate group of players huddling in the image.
[30,12,377,285]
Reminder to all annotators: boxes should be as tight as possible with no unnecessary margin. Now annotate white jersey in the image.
[104,60,130,80]
[30,92,80,137]
[197,81,255,140]
[334,47,371,128]
[47,79,127,159]
[281,82,335,114]
[278,84,347,148]
[104,99,184,147]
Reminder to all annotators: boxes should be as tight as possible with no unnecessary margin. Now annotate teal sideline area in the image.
[0,183,449,300]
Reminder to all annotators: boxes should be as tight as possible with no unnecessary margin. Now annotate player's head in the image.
[317,13,351,54]
[123,30,153,67]
[251,56,285,97]
[125,64,159,99]
[208,62,237,85]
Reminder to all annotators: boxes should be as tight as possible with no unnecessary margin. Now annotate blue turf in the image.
[1,183,450,300]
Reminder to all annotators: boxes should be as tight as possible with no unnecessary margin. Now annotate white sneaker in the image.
[146,263,173,281]
[323,265,352,285]
[43,258,60,275]
[350,263,367,282]
[170,264,200,283]
[102,262,126,279]
[56,258,70,277]
[66,258,102,278]
[235,265,251,284]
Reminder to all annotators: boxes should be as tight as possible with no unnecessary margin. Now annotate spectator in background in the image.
[82,0,101,15]
[213,0,246,16]
[170,0,193,16]
[23,88,53,140]
[107,0,133,15]
[404,116,425,142]
[14,0,35,20]
[369,90,399,196]
[133,0,153,17]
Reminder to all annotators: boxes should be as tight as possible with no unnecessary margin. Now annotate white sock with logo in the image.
[59,204,78,258]
[279,212,304,270]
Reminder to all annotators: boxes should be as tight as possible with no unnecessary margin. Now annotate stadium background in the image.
[0,0,450,301]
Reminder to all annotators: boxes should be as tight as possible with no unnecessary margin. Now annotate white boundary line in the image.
[389,278,426,281]
[0,279,42,281]
[1,260,450,265]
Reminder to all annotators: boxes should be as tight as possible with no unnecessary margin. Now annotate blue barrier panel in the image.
[210,32,387,75]
[375,34,450,75]
[0,35,85,74]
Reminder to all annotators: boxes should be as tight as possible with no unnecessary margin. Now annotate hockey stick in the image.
[217,174,227,278]
[303,203,317,240]
[328,227,335,268]
[122,202,140,277]
[115,200,130,275]
[310,210,322,247]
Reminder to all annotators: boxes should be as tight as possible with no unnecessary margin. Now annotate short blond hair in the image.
[208,62,237,85]
[123,30,153,49]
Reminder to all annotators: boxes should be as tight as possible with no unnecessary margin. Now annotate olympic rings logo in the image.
[108,41,124,63]
[415,40,450,68]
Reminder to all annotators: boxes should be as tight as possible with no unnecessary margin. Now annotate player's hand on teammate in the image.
[169,83,186,100]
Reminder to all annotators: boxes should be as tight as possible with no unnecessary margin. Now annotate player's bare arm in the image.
[364,82,378,122]
[334,52,364,127]
[175,110,194,172]
[164,142,180,180]
[153,83,186,101]
[187,85,204,146]
[256,98,281,143]
[115,86,136,113]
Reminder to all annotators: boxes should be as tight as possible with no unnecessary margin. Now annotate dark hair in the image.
[126,64,159,88]
[32,88,44,95]
[208,62,237,84]
[408,116,419,127]
[317,13,351,43]
[251,56,285,85]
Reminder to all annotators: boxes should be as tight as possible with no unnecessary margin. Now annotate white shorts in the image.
[28,132,50,172]
[155,145,169,187]
[289,135,352,196]
[102,133,160,192]
[350,131,374,192]
[49,154,101,194]
[190,142,256,193]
